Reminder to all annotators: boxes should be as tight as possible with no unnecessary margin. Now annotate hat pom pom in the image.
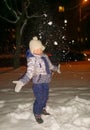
[33,36,38,40]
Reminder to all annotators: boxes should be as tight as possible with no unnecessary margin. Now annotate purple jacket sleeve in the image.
[45,55,58,72]
[19,57,35,85]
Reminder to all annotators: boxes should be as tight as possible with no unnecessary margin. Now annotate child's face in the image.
[33,48,43,55]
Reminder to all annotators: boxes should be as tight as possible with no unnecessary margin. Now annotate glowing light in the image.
[62,36,65,39]
[85,37,88,41]
[84,0,88,2]
[72,40,75,43]
[64,19,67,23]
[54,41,58,45]
[84,53,87,56]
[43,14,47,17]
[48,21,53,25]
[58,6,65,12]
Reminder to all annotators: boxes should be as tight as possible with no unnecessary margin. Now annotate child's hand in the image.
[57,64,61,74]
[12,80,23,93]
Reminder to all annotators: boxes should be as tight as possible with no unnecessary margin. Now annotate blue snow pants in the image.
[32,83,49,115]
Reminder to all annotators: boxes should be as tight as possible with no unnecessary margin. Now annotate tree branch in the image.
[0,15,19,24]
[4,0,19,19]
[25,0,30,9]
[14,0,22,16]
[20,19,27,36]
[27,14,46,19]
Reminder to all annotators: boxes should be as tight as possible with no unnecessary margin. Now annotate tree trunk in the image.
[13,21,21,68]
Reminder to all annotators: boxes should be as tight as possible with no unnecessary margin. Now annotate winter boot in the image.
[35,115,43,124]
[42,109,50,115]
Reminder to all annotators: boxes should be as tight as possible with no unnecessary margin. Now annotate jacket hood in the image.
[26,49,34,59]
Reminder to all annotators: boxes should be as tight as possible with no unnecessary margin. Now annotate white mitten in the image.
[57,64,61,74]
[12,80,24,92]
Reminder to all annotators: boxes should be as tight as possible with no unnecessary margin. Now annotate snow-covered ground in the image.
[0,61,90,130]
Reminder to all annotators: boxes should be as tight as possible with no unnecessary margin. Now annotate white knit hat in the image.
[29,36,45,54]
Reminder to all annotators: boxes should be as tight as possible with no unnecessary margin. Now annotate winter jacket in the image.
[20,49,58,85]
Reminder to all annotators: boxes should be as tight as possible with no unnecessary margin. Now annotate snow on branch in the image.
[0,15,19,24]
[24,0,30,9]
[20,19,27,36]
[27,14,46,19]
[3,0,19,19]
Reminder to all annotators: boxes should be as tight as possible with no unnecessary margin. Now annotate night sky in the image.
[0,0,90,50]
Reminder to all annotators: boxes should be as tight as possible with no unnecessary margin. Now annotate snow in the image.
[0,61,90,130]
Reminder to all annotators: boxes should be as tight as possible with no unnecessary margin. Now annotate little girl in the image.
[13,37,61,123]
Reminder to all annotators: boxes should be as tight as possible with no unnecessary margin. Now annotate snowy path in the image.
[0,87,90,130]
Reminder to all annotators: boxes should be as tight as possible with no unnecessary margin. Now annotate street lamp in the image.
[58,6,65,12]
[83,0,88,2]
[79,0,88,21]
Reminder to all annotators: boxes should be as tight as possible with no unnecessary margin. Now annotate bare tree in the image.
[0,0,44,68]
